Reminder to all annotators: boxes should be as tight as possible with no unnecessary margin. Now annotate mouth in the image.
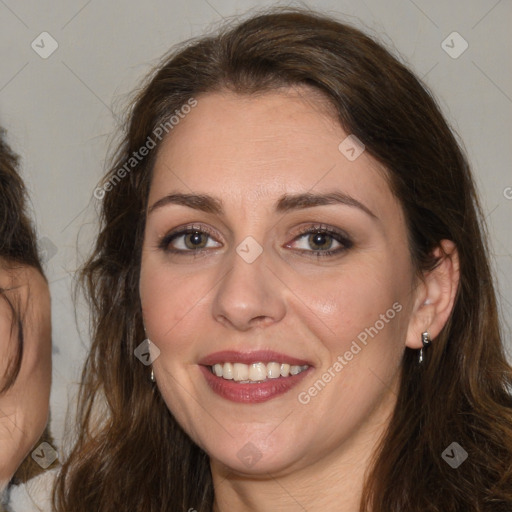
[209,361,309,383]
[198,350,313,403]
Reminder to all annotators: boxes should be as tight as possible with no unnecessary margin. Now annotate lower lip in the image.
[199,365,311,403]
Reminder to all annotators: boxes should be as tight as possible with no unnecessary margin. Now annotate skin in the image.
[139,87,459,511]
[0,263,51,490]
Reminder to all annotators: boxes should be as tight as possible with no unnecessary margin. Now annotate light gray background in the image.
[0,0,510,508]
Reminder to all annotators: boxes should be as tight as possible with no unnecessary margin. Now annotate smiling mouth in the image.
[209,362,310,383]
[199,350,312,402]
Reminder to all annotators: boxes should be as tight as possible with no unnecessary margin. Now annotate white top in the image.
[3,469,57,512]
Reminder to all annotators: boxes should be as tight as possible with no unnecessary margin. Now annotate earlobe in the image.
[405,240,460,350]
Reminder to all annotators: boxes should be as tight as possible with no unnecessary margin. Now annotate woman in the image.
[0,128,52,505]
[54,8,512,511]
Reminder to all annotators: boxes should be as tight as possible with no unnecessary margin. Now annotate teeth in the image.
[210,362,309,382]
[233,363,249,381]
[249,362,267,381]
[290,365,301,375]
[223,362,233,379]
[267,362,281,379]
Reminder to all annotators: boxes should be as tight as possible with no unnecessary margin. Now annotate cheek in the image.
[139,261,212,357]
[288,260,411,411]
[295,258,408,345]
[293,266,408,410]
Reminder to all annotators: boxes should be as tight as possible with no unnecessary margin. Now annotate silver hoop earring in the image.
[418,331,432,364]
[150,367,155,382]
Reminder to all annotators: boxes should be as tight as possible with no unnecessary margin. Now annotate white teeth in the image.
[266,362,281,379]
[249,362,267,382]
[209,361,309,382]
[223,362,233,379]
[290,365,302,375]
[233,362,249,381]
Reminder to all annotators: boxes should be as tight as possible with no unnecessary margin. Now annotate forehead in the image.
[149,88,399,221]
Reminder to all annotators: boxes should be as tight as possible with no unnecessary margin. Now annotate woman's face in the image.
[139,88,422,475]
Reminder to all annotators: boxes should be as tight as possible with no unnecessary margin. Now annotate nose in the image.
[211,245,286,331]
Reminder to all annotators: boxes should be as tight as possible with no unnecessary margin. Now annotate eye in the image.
[159,225,221,253]
[158,223,352,258]
[286,225,353,257]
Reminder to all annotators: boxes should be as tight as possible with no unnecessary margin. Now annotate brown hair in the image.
[54,7,512,511]
[0,127,43,393]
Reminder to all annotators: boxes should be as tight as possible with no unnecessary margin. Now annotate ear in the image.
[405,240,460,349]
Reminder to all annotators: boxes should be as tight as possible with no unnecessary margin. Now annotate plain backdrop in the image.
[0,0,510,508]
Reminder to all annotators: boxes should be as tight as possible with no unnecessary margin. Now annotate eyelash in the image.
[158,223,353,259]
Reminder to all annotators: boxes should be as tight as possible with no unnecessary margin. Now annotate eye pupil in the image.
[309,232,332,250]
[185,231,207,249]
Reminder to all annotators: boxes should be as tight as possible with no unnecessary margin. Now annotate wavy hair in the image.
[54,7,512,511]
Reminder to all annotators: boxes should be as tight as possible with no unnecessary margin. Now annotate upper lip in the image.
[198,350,312,367]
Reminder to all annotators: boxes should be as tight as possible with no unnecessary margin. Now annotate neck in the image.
[210,378,398,512]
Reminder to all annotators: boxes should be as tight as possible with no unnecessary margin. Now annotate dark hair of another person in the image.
[0,128,43,394]
[53,7,512,511]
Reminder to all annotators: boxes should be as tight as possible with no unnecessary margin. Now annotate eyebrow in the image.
[148,191,377,219]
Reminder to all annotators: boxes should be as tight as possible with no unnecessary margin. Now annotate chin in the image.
[202,430,306,477]
[210,449,298,476]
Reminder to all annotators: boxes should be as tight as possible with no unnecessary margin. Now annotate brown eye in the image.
[183,231,208,250]
[307,232,334,251]
[287,225,353,258]
[159,227,221,253]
